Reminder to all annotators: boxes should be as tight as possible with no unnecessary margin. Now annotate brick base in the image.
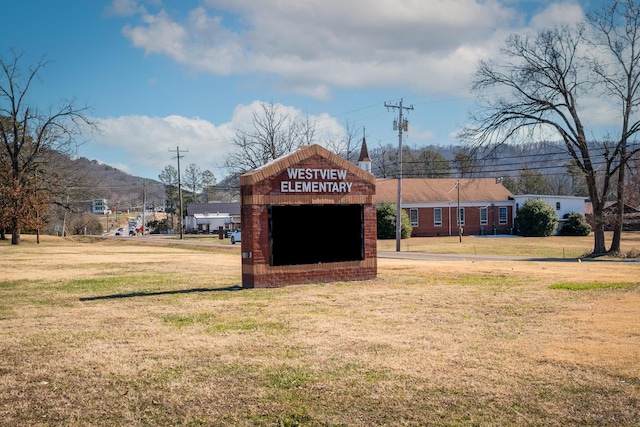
[242,259,377,288]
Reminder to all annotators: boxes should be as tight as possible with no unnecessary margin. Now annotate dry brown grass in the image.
[378,232,640,259]
[0,234,639,426]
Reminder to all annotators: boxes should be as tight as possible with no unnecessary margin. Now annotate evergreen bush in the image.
[560,212,591,236]
[377,203,412,239]
[514,199,558,237]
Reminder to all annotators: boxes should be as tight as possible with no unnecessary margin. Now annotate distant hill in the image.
[70,157,166,211]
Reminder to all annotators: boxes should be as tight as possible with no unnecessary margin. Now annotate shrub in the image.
[514,199,558,237]
[68,212,104,235]
[377,203,412,239]
[560,212,591,236]
[148,219,169,234]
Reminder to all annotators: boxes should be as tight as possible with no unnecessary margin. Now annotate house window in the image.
[458,208,465,226]
[499,207,508,224]
[410,209,418,227]
[434,208,442,226]
[480,207,488,225]
[556,202,561,210]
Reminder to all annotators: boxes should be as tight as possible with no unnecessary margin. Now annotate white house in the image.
[185,212,231,233]
[510,194,587,233]
[91,199,110,214]
[185,202,240,233]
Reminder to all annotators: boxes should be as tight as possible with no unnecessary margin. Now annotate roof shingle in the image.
[375,178,513,204]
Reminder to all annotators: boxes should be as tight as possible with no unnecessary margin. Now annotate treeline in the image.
[367,141,597,198]
[208,138,639,204]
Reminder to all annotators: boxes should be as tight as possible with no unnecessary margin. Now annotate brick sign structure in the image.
[239,144,377,288]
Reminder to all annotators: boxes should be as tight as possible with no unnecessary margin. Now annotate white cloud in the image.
[90,114,234,173]
[117,0,534,98]
[87,101,346,177]
[123,11,190,62]
[408,127,436,143]
[111,1,621,153]
[113,1,596,100]
[105,0,151,17]
[529,1,584,29]
[115,1,596,103]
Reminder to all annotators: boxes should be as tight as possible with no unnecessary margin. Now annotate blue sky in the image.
[2,0,589,181]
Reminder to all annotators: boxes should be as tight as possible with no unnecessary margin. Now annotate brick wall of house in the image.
[407,206,513,237]
[240,145,377,288]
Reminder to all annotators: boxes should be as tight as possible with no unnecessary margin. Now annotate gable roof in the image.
[376,178,513,204]
[239,144,375,186]
[186,202,240,216]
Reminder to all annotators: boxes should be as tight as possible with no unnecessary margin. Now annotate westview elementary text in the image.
[280,167,353,193]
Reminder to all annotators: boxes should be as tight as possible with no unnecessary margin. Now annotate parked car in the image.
[230,230,241,244]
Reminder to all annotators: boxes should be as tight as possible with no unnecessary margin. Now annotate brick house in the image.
[376,178,514,237]
[239,144,377,288]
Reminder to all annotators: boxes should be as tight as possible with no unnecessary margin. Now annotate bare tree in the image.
[462,5,640,255]
[545,168,574,196]
[0,144,12,239]
[0,51,94,244]
[562,160,585,196]
[224,102,316,180]
[323,120,361,163]
[370,142,397,178]
[587,0,640,252]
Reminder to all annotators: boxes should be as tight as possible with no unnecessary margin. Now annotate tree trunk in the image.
[585,170,607,255]
[11,218,20,245]
[610,200,624,255]
[610,147,626,254]
[593,210,607,255]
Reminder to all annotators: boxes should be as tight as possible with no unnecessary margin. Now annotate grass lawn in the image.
[0,234,639,426]
[377,232,640,259]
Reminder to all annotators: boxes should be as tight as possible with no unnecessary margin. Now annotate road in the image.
[377,251,584,262]
[107,234,592,262]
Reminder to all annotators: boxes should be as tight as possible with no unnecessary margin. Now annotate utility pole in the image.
[142,180,147,236]
[457,180,462,243]
[169,146,188,240]
[385,98,414,252]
